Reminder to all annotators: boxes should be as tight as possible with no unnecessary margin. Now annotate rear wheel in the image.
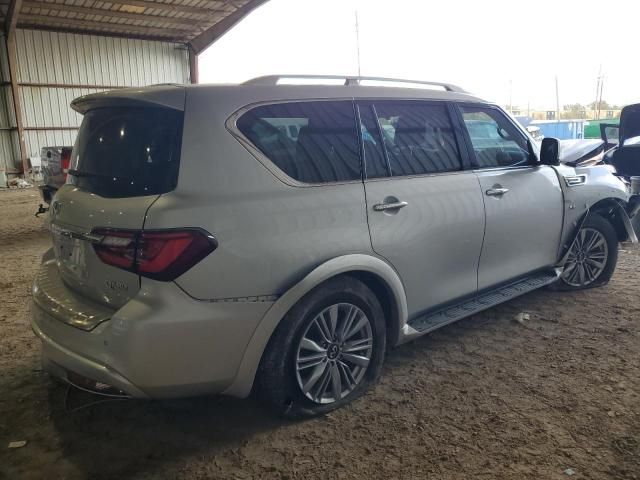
[257,276,386,419]
[555,214,618,290]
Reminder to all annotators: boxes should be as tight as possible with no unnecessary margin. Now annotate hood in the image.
[559,139,605,166]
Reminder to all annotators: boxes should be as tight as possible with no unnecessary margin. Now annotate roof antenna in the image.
[354,9,362,77]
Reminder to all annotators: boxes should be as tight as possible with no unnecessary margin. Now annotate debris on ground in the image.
[564,468,576,476]
[7,441,27,449]
[7,178,32,189]
[514,312,530,324]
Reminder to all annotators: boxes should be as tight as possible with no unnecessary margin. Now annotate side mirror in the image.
[540,137,560,166]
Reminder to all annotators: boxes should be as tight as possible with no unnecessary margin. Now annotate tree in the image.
[589,100,612,110]
[562,103,586,119]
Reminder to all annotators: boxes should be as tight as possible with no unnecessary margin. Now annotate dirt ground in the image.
[0,187,639,480]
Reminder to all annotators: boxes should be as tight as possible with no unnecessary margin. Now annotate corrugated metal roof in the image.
[1,0,268,52]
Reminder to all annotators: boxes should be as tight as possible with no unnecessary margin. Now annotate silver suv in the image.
[31,75,639,417]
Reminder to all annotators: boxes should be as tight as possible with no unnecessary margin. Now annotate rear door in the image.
[359,100,485,317]
[457,104,563,290]
[49,102,184,309]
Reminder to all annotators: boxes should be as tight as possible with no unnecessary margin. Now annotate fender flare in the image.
[222,254,408,398]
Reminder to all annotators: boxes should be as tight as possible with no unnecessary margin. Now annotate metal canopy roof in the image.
[0,0,268,53]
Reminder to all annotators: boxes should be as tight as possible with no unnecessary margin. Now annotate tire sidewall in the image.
[560,214,619,289]
[259,276,386,418]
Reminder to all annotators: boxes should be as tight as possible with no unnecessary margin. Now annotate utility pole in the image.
[354,10,362,77]
[555,76,560,122]
[594,65,602,120]
[597,74,605,120]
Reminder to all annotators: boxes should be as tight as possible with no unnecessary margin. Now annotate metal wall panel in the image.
[7,29,190,166]
[0,33,18,172]
[15,29,189,86]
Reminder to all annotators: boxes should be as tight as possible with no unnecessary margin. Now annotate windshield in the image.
[70,107,183,198]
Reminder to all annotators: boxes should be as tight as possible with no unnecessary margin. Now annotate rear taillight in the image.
[61,148,71,182]
[92,228,217,281]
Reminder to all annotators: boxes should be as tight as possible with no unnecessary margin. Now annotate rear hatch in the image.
[48,87,185,309]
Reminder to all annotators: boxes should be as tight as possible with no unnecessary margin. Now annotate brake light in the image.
[92,228,217,281]
[61,148,71,181]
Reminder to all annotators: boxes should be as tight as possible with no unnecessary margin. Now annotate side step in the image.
[408,270,560,333]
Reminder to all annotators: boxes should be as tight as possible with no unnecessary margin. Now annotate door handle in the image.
[485,187,509,197]
[373,201,409,212]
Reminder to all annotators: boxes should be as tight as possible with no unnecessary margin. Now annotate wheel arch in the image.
[222,254,408,398]
[589,198,636,243]
[559,196,637,265]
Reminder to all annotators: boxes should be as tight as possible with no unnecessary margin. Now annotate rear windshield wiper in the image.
[68,169,128,180]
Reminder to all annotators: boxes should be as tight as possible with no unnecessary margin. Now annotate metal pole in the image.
[555,76,560,122]
[597,74,605,121]
[354,10,361,77]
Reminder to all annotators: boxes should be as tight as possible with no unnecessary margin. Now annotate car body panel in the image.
[47,186,159,312]
[364,172,485,317]
[475,165,564,289]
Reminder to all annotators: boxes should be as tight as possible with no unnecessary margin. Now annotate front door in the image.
[458,105,564,290]
[358,100,485,317]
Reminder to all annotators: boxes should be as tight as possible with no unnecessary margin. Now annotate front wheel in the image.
[555,214,619,290]
[257,276,386,419]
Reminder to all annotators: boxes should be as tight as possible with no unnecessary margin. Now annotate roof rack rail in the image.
[242,74,468,93]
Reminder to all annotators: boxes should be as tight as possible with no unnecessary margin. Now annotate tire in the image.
[552,214,619,291]
[256,275,386,419]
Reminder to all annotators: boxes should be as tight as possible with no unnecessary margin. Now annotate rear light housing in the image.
[61,148,71,182]
[91,228,217,281]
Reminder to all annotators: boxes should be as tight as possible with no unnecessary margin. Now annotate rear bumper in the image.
[31,264,275,399]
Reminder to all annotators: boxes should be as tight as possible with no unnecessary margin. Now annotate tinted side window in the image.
[461,107,530,168]
[373,102,462,176]
[237,101,361,183]
[358,104,389,179]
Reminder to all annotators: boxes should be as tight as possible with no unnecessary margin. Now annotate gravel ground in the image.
[1,187,639,480]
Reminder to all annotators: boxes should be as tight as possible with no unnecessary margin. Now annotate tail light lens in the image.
[61,148,71,182]
[92,228,217,281]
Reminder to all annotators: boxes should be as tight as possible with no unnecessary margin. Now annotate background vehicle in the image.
[36,146,72,216]
[31,76,639,418]
[601,103,640,179]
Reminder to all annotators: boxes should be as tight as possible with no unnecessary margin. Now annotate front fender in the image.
[558,198,638,266]
[222,254,408,398]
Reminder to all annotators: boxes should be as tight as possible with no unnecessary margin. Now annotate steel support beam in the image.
[5,0,29,175]
[188,45,198,84]
[189,0,268,54]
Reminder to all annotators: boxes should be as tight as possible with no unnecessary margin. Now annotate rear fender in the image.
[222,254,408,398]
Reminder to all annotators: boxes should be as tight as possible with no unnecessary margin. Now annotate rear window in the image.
[236,101,361,183]
[70,107,183,198]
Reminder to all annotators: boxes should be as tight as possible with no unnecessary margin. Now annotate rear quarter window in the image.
[236,101,361,184]
[70,107,183,198]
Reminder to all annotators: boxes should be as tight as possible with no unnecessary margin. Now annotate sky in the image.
[199,0,639,110]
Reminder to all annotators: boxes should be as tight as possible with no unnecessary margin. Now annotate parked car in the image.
[600,103,640,179]
[31,76,639,418]
[36,146,72,216]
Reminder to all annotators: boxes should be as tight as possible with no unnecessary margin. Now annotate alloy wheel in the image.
[295,303,374,404]
[562,227,609,287]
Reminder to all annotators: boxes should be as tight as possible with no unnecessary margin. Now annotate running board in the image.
[408,270,560,333]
